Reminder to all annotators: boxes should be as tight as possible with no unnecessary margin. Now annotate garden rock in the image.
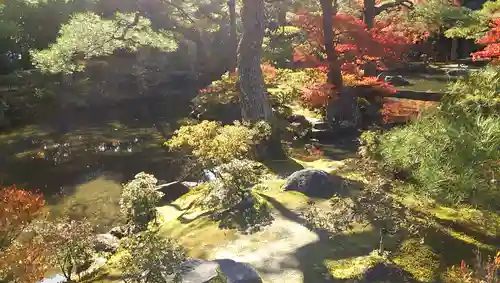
[283,169,343,198]
[93,233,120,253]
[384,75,411,86]
[108,226,126,239]
[156,181,190,203]
[179,258,262,283]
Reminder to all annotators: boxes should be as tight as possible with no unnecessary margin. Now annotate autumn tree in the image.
[0,186,48,283]
[472,18,500,62]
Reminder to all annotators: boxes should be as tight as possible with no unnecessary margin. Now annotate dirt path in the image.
[210,213,324,283]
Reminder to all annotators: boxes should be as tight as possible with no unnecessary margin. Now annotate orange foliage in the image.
[1,239,50,283]
[0,186,47,282]
[381,98,436,123]
[301,82,335,107]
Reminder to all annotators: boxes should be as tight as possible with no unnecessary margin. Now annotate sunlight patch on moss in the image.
[393,239,440,282]
[325,252,385,279]
[159,217,237,258]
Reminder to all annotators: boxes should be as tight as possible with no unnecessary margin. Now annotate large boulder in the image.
[93,233,120,253]
[283,169,343,198]
[179,258,262,283]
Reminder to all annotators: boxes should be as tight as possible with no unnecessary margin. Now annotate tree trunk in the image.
[319,0,343,89]
[379,228,385,255]
[238,0,284,160]
[228,0,238,72]
[362,0,378,76]
[320,0,360,128]
[450,38,459,61]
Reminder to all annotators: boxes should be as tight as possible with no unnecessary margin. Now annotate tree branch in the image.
[375,0,414,15]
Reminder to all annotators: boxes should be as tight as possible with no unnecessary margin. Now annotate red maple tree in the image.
[472,18,500,63]
[292,10,427,73]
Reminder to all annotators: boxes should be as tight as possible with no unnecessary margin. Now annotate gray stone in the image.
[384,75,411,86]
[283,169,343,198]
[94,233,120,253]
[108,226,126,239]
[178,259,262,283]
[156,181,190,203]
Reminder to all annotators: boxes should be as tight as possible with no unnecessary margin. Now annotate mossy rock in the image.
[393,239,440,282]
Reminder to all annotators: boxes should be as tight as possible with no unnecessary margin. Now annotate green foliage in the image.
[165,120,271,168]
[374,67,500,207]
[204,159,265,209]
[263,26,305,67]
[118,226,187,283]
[445,0,500,40]
[358,130,381,160]
[406,0,471,34]
[40,219,95,281]
[446,66,500,116]
[31,12,178,74]
[120,172,163,230]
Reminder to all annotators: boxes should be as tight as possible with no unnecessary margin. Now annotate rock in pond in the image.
[94,233,120,253]
[384,75,411,86]
[283,169,343,198]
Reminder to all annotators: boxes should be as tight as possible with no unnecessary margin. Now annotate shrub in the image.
[204,159,265,210]
[165,120,270,170]
[446,65,500,116]
[373,67,500,207]
[120,172,163,231]
[118,227,186,283]
[40,220,95,281]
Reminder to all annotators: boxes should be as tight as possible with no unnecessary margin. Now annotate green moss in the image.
[326,251,386,279]
[394,239,440,282]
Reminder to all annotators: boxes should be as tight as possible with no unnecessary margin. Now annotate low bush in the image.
[120,172,163,231]
[165,120,270,171]
[118,226,186,283]
[203,159,265,210]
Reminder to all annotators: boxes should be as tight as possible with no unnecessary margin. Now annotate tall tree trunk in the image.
[238,0,284,160]
[450,38,459,61]
[319,0,343,89]
[228,0,237,71]
[362,0,378,76]
[320,0,360,128]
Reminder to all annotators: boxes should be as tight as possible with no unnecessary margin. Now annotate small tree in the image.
[204,159,264,210]
[304,176,431,254]
[41,220,95,282]
[118,227,186,283]
[0,186,48,283]
[0,185,45,248]
[120,172,164,231]
[165,120,270,180]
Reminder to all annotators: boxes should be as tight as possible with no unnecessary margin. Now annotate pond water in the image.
[0,94,192,232]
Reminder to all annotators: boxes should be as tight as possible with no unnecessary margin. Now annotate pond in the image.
[0,94,192,232]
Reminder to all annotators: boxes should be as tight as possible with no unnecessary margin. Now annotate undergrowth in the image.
[361,66,500,208]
